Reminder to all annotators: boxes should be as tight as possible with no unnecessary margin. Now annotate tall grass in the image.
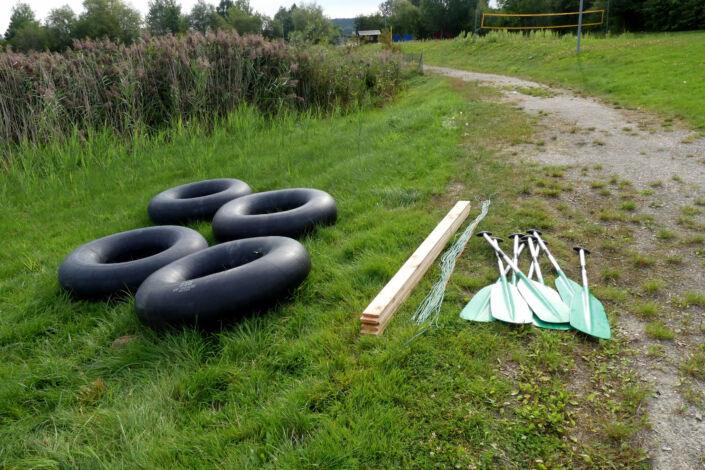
[453,29,594,44]
[0,31,407,156]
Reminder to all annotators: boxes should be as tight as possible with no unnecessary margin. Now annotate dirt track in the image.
[427,65,705,469]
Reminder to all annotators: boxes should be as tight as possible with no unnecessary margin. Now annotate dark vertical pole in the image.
[576,0,585,53]
[473,1,479,37]
[605,0,611,34]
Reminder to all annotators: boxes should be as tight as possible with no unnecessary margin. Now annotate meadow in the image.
[0,67,650,466]
[401,30,705,130]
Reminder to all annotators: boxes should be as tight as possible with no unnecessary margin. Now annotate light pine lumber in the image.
[359,201,471,336]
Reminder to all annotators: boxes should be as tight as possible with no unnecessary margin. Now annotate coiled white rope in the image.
[411,199,491,327]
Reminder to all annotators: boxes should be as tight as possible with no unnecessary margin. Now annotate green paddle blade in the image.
[460,285,495,322]
[490,280,533,324]
[555,275,579,305]
[516,277,570,323]
[533,315,572,330]
[569,289,611,339]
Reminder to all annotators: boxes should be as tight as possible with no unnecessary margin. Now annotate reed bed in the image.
[0,31,406,150]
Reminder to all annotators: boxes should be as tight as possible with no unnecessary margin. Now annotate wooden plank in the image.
[359,201,471,336]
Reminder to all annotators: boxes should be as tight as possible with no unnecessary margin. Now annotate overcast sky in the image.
[0,0,382,35]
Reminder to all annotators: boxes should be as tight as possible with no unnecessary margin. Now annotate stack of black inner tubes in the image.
[59,178,337,328]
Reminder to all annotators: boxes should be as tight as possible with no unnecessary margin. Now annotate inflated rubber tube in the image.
[212,188,337,241]
[59,226,208,299]
[135,237,311,328]
[148,178,252,225]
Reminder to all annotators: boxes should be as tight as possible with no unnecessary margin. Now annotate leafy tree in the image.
[289,3,340,44]
[74,0,142,44]
[147,0,187,35]
[642,0,705,31]
[4,3,39,42]
[225,1,263,34]
[498,0,594,12]
[419,0,446,34]
[419,0,478,36]
[272,4,297,39]
[188,0,219,33]
[387,0,421,34]
[45,5,78,51]
[216,0,234,17]
[11,23,49,51]
[354,13,386,32]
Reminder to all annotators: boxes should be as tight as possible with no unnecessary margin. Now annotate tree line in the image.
[2,0,340,52]
[4,0,704,53]
[354,0,705,38]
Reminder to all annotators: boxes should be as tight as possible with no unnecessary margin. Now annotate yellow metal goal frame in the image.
[481,9,605,30]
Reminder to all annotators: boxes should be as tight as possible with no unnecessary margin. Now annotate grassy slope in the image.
[0,78,644,467]
[401,31,705,130]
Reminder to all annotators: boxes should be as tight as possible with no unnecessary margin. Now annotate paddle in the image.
[569,247,612,340]
[526,229,579,304]
[479,232,570,324]
[508,233,523,285]
[528,230,611,339]
[460,236,526,322]
[487,237,533,325]
[525,235,572,331]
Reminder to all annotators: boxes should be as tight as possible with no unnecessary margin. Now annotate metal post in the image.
[605,0,611,34]
[576,0,585,53]
[473,2,479,37]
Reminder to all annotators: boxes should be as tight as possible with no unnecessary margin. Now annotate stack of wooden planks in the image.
[360,201,472,335]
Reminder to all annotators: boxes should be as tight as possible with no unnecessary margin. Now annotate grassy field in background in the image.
[0,77,646,467]
[401,31,705,130]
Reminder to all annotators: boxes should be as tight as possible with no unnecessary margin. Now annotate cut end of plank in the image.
[359,201,472,336]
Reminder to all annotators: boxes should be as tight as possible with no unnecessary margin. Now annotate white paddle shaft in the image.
[526,237,544,284]
[577,248,592,330]
[531,232,566,278]
[481,234,523,274]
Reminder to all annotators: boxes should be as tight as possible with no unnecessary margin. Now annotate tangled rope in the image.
[411,200,491,328]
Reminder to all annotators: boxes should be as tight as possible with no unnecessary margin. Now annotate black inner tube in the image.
[135,236,311,328]
[103,240,172,263]
[59,226,208,299]
[212,188,337,241]
[147,178,253,225]
[184,250,266,280]
[177,180,232,199]
[248,198,307,214]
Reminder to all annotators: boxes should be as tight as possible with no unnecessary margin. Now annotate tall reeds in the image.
[0,31,406,149]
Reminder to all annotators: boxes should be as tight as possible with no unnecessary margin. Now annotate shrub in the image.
[0,31,408,152]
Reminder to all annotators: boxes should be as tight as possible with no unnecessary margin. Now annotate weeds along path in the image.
[427,65,705,469]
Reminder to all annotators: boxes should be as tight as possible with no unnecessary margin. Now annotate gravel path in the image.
[426,64,705,469]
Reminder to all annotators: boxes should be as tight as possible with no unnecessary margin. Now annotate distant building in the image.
[355,30,381,43]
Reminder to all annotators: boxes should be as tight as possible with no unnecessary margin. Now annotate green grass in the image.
[402,31,705,130]
[645,321,675,340]
[0,76,648,467]
[642,279,665,295]
[656,229,676,241]
[681,346,705,380]
[681,205,702,217]
[631,253,656,268]
[684,291,705,307]
[601,268,621,282]
[620,201,636,212]
[635,302,658,320]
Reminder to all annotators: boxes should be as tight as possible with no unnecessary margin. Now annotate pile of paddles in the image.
[58,179,337,328]
[460,230,611,340]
